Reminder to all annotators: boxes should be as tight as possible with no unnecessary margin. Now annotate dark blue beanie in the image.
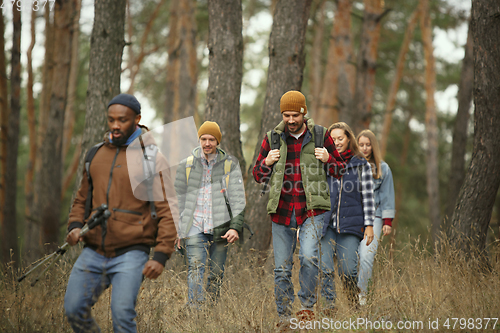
[107,93,141,114]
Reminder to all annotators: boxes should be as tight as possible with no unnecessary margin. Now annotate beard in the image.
[286,119,305,134]
[112,125,136,146]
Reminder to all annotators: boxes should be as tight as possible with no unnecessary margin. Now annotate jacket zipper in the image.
[102,147,121,255]
[336,177,343,231]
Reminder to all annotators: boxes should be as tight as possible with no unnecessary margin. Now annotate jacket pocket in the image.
[106,209,144,248]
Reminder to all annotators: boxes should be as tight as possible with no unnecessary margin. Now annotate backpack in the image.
[83,139,159,220]
[261,124,326,195]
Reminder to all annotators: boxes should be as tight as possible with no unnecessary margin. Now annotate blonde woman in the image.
[356,129,395,305]
[320,122,375,311]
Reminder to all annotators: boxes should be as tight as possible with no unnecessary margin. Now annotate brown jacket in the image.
[68,127,177,265]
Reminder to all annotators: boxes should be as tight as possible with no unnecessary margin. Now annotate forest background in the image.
[0,0,500,331]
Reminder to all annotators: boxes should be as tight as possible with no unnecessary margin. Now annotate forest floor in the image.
[1,239,499,332]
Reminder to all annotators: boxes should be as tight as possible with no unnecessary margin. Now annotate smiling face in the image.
[282,111,305,134]
[330,128,350,153]
[107,104,141,146]
[200,134,218,157]
[358,135,372,159]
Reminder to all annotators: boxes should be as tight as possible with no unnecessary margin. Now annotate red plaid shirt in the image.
[253,127,346,226]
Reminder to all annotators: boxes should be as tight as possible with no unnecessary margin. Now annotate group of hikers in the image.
[62,91,395,332]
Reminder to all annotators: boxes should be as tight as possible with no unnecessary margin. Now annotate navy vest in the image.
[323,156,367,239]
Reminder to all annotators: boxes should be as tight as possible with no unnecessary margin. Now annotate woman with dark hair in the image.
[320,122,375,312]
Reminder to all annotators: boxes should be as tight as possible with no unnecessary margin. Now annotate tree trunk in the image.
[39,0,75,251]
[204,0,245,170]
[419,0,440,246]
[164,0,198,124]
[24,9,37,255]
[73,0,126,198]
[349,0,384,134]
[0,7,10,263]
[389,111,412,260]
[244,0,312,252]
[26,6,55,260]
[380,8,419,158]
[443,21,473,228]
[448,0,500,260]
[316,0,354,127]
[1,7,21,265]
[308,0,326,115]
[62,0,81,164]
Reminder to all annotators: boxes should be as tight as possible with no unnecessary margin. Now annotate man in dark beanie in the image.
[252,90,348,331]
[64,93,177,333]
[174,121,245,309]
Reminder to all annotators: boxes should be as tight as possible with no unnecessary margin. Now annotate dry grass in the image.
[1,239,499,332]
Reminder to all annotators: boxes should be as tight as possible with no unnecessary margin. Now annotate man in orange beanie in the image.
[252,90,348,329]
[174,121,245,309]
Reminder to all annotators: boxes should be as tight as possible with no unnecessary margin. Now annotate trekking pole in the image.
[17,204,111,286]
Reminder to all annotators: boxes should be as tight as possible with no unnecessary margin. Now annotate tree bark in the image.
[448,0,500,260]
[380,8,419,158]
[316,0,355,127]
[164,0,198,124]
[1,6,21,265]
[39,0,76,251]
[0,7,10,263]
[204,0,245,170]
[308,0,326,115]
[348,0,384,134]
[73,0,126,198]
[443,21,473,228]
[62,0,81,164]
[24,9,37,250]
[244,0,312,252]
[419,0,440,246]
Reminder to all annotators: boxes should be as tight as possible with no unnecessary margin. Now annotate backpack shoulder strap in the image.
[84,142,105,219]
[185,155,195,183]
[139,136,159,219]
[314,125,325,148]
[269,130,281,150]
[223,157,233,188]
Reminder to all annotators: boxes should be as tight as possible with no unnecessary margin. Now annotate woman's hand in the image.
[382,225,392,236]
[364,226,374,246]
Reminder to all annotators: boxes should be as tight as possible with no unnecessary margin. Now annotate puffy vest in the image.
[323,156,367,239]
[266,118,330,214]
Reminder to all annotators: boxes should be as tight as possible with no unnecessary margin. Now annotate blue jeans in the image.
[185,233,228,307]
[64,248,149,333]
[272,211,324,318]
[320,226,361,308]
[358,216,383,294]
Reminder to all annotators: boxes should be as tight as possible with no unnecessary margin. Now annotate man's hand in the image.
[265,149,280,166]
[363,226,374,246]
[66,228,82,246]
[174,237,182,250]
[142,260,164,280]
[221,229,239,243]
[314,147,329,163]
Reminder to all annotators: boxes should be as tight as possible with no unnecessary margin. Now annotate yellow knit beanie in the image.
[198,121,222,144]
[280,90,307,115]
